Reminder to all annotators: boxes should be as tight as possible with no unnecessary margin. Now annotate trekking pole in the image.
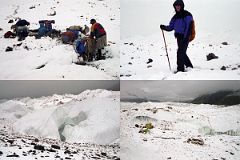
[161,29,171,71]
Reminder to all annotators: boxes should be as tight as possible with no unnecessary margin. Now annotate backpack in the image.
[189,20,196,42]
[76,40,86,55]
[4,31,16,38]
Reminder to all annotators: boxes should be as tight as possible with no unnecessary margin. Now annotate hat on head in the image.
[173,0,184,10]
[90,19,96,24]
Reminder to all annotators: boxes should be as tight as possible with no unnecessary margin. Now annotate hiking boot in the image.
[174,70,185,74]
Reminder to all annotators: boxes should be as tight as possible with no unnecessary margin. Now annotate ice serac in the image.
[8,90,119,144]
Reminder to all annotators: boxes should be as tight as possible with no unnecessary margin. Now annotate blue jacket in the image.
[38,23,47,36]
[164,10,193,39]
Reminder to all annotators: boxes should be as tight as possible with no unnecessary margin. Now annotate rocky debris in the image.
[135,124,140,128]
[48,10,56,16]
[55,155,61,158]
[207,53,218,61]
[221,66,226,70]
[222,42,229,45]
[186,138,204,145]
[36,64,46,69]
[24,45,30,50]
[0,122,119,160]
[7,139,14,144]
[47,148,56,152]
[29,6,36,9]
[152,108,158,114]
[113,156,120,160]
[34,144,45,151]
[135,115,157,122]
[101,152,107,157]
[125,74,132,77]
[64,149,71,154]
[13,43,22,47]
[0,28,3,31]
[8,19,14,23]
[6,153,19,157]
[229,152,234,155]
[147,58,153,64]
[128,62,132,65]
[51,144,60,150]
[5,46,13,52]
[147,65,152,68]
[31,142,36,145]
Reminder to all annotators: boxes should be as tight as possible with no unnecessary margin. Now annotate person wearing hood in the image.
[160,0,193,73]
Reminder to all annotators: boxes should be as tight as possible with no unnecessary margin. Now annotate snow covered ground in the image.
[0,0,119,79]
[120,0,240,80]
[0,89,120,159]
[121,102,240,160]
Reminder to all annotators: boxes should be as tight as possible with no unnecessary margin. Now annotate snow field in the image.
[121,102,240,160]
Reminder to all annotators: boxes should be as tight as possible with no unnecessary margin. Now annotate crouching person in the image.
[90,19,107,60]
[75,38,88,62]
[15,19,30,41]
[36,20,55,38]
[61,31,76,44]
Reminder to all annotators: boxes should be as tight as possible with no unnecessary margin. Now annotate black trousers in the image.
[176,37,193,72]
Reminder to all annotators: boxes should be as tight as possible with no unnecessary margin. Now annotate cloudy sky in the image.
[121,0,240,39]
[121,80,240,102]
[0,81,120,99]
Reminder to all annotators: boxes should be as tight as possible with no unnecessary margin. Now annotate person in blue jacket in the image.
[37,20,55,38]
[37,21,47,37]
[160,0,193,73]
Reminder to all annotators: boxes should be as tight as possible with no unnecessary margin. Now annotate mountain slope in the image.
[192,90,240,106]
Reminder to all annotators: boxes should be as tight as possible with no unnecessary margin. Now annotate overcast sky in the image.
[121,81,240,102]
[0,81,120,99]
[121,0,240,39]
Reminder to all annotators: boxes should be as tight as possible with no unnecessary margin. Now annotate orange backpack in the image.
[189,20,196,42]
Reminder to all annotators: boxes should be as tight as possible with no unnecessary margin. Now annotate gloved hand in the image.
[160,24,165,30]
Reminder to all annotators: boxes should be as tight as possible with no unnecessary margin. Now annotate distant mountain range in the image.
[191,90,240,106]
